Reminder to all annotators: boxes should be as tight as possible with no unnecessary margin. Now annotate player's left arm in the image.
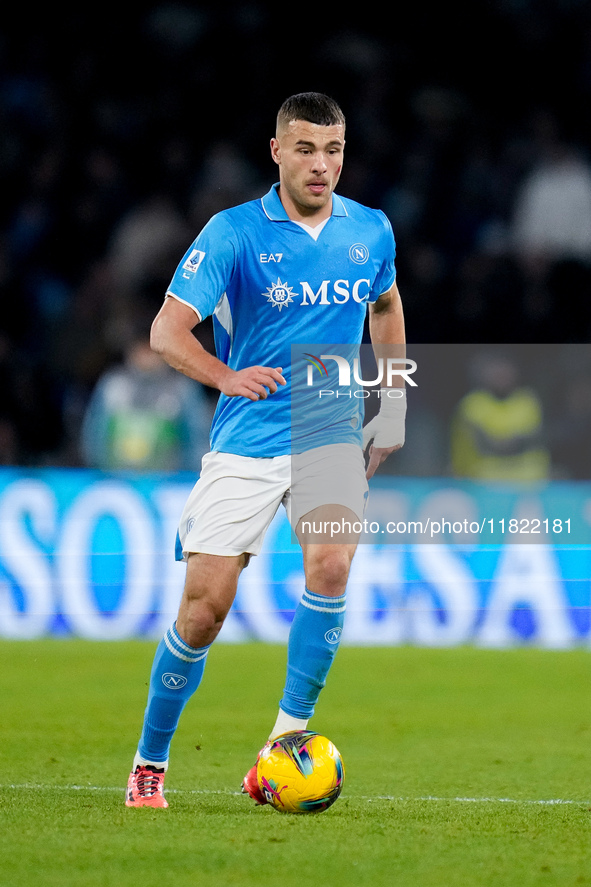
[364,281,407,479]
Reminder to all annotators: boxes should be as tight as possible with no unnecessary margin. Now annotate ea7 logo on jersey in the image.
[182,249,206,277]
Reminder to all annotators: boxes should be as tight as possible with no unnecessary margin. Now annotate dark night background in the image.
[1,2,590,466]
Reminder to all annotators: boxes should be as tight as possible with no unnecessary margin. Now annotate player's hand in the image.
[365,442,402,480]
[221,366,286,401]
[362,389,406,479]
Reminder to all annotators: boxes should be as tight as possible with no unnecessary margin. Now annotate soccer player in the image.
[125,92,406,808]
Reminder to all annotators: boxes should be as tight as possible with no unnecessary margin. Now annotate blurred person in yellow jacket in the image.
[450,351,550,481]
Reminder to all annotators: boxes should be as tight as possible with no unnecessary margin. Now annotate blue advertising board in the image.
[0,468,589,647]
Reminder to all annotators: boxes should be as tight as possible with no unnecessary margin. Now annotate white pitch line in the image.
[364,795,591,806]
[1,785,589,806]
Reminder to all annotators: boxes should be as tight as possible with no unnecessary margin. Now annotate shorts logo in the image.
[263,279,297,311]
[162,673,188,689]
[187,517,196,533]
[182,249,206,274]
[349,243,369,265]
[325,627,342,644]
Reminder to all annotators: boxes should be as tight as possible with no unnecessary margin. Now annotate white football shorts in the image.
[178,443,369,558]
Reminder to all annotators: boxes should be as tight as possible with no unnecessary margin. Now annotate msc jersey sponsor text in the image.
[262,278,372,308]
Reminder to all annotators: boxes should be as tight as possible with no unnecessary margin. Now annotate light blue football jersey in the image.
[166,184,396,457]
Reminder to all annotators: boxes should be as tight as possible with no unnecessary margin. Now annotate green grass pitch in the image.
[1,640,589,886]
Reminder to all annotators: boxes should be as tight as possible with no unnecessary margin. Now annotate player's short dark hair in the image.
[277,92,345,132]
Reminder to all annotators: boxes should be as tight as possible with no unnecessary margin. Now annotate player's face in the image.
[271,120,345,222]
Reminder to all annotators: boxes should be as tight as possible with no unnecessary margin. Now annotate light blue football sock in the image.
[137,622,211,764]
[279,587,346,720]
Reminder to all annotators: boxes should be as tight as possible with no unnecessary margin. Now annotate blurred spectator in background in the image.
[450,351,550,482]
[509,109,591,340]
[0,331,64,465]
[81,330,212,472]
[549,374,591,480]
[511,110,591,268]
[105,188,193,309]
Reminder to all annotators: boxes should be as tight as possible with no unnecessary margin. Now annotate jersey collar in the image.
[261,183,348,221]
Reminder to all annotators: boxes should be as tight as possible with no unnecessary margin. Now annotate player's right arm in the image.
[151,296,285,402]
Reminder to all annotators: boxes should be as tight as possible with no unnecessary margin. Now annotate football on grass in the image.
[256,730,345,814]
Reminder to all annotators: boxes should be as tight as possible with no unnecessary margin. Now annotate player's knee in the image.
[177,552,244,645]
[177,596,228,647]
[305,548,351,597]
